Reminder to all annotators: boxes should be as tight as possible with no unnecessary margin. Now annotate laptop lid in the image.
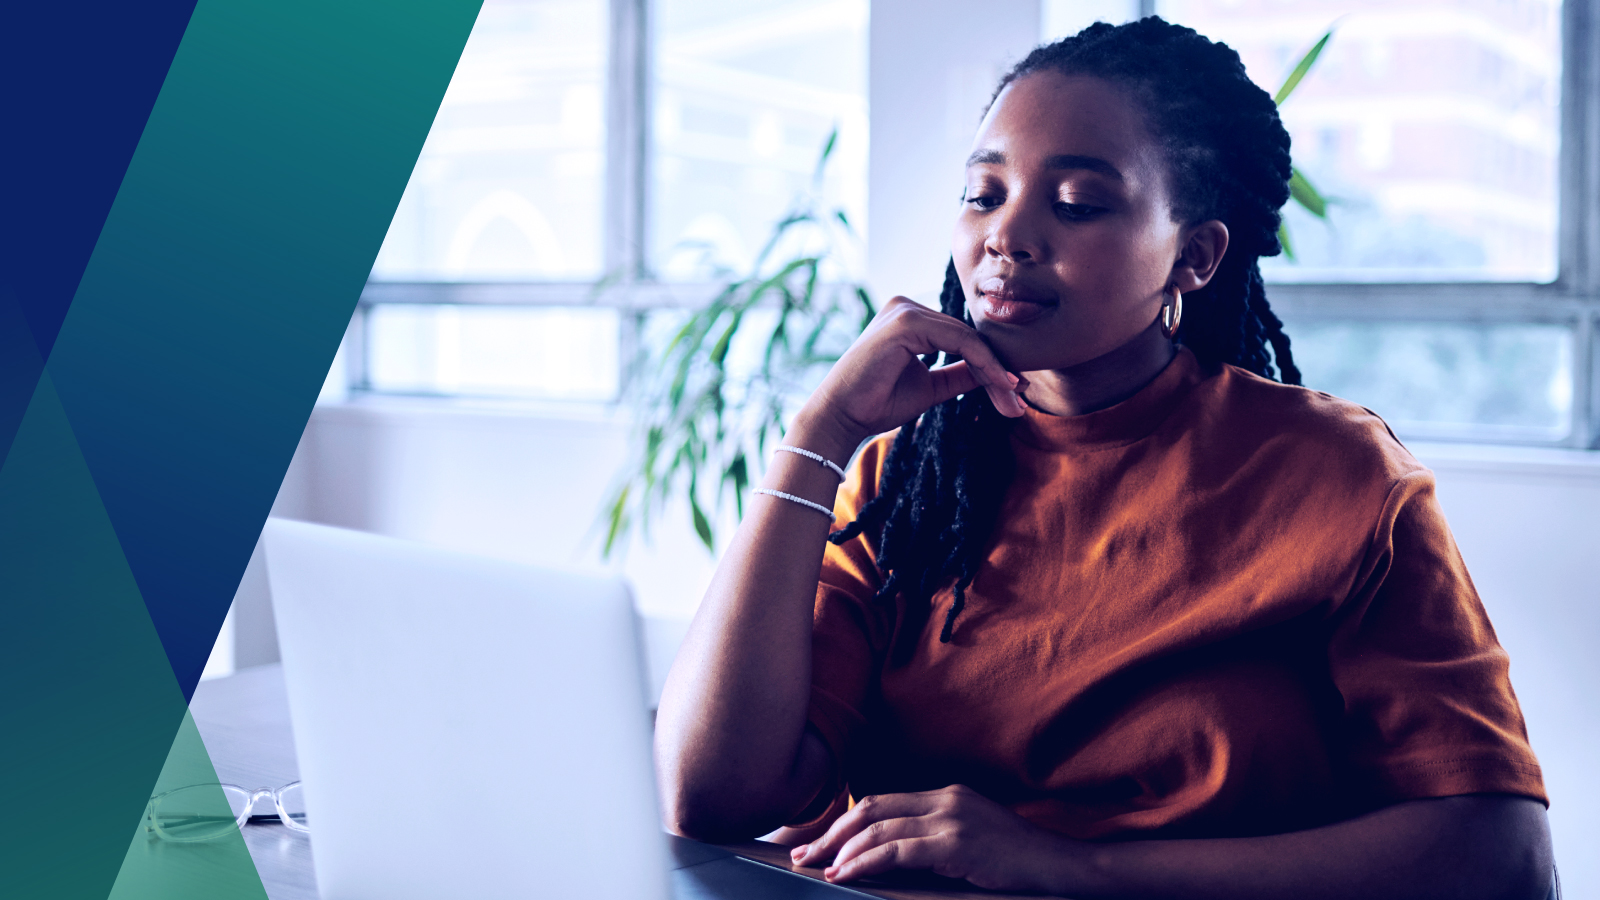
[262,518,669,900]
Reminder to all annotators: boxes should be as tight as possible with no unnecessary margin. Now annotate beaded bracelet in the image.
[776,445,847,482]
[752,488,836,523]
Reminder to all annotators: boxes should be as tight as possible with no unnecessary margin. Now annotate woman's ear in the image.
[1169,220,1229,293]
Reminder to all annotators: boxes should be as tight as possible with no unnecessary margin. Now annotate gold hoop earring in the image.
[1159,285,1183,339]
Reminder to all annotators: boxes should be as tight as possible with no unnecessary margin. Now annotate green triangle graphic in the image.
[107,711,267,900]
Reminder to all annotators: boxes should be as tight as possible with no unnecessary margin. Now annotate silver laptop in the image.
[263,518,669,900]
[264,519,879,900]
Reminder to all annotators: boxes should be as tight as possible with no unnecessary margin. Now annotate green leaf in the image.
[689,491,715,551]
[709,309,744,366]
[754,213,816,269]
[750,256,821,303]
[815,125,838,175]
[856,286,876,331]
[727,453,749,519]
[1278,221,1296,262]
[1274,28,1333,106]
[1289,167,1329,218]
[763,314,791,374]
[801,312,830,358]
[601,485,630,559]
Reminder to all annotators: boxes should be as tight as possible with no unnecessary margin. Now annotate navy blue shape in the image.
[0,1,200,398]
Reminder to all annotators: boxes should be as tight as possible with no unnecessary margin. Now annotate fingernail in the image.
[791,844,808,860]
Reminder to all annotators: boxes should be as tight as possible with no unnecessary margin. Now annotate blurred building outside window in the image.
[651,0,867,280]
[1150,0,1572,442]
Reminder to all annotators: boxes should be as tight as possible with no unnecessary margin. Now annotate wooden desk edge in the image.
[715,839,1062,900]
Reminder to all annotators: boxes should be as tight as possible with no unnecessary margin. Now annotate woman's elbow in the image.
[653,745,783,842]
[658,778,783,844]
[1444,795,1554,900]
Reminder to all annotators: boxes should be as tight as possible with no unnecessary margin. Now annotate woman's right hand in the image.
[657,297,1029,842]
[795,296,1030,457]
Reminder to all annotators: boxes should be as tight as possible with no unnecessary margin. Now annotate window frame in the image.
[354,0,1600,450]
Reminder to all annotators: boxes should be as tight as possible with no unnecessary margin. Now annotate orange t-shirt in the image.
[806,347,1546,840]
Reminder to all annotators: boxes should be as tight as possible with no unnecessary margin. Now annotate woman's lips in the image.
[975,277,1056,325]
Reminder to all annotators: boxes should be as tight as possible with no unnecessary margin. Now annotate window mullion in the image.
[606,0,651,283]
[1559,0,1600,296]
[1267,282,1578,322]
[1560,0,1600,447]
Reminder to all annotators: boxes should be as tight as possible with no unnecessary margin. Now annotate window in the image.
[1143,0,1593,446]
[371,0,608,281]
[357,0,1599,449]
[651,0,867,279]
[1165,0,1562,284]
[1120,0,1587,444]
[355,0,868,402]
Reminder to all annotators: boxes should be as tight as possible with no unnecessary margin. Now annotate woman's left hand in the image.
[787,784,1083,892]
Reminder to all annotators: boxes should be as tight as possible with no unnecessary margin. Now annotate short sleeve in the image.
[793,434,898,821]
[1328,470,1547,808]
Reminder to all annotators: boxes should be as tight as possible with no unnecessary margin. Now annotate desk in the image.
[189,664,316,900]
[190,664,1036,900]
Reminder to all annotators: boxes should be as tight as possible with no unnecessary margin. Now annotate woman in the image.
[654,18,1552,899]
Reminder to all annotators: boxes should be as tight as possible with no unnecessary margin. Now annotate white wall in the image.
[864,0,1145,304]
[1414,443,1600,894]
[866,0,1044,304]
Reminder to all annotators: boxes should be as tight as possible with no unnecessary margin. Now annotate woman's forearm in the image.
[653,414,860,841]
[654,296,1028,842]
[1061,795,1552,900]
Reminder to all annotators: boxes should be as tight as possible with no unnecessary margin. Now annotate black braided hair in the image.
[827,17,1301,656]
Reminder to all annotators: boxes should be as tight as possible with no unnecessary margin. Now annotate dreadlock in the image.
[827,17,1302,657]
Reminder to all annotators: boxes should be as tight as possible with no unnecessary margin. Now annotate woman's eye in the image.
[1056,202,1101,220]
[965,194,1003,210]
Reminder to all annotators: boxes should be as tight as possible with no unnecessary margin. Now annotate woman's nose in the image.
[986,198,1051,264]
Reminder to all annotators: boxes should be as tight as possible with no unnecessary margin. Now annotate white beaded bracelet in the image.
[777,445,847,482]
[753,488,836,523]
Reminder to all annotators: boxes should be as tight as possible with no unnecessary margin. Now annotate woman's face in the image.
[953,71,1225,374]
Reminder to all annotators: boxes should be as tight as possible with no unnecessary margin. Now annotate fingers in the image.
[925,360,982,405]
[790,792,935,867]
[878,299,1028,418]
[785,785,1061,892]
[927,361,1030,418]
[827,835,950,884]
[828,813,938,875]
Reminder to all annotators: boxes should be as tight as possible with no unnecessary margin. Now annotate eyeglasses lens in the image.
[151,785,252,842]
[277,781,309,832]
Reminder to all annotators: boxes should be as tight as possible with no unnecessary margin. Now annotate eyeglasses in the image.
[145,781,309,842]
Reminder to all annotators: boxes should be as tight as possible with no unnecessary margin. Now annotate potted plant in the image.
[602,130,873,556]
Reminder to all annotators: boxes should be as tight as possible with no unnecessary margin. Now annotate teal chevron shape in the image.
[1,0,483,895]
[47,0,485,697]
